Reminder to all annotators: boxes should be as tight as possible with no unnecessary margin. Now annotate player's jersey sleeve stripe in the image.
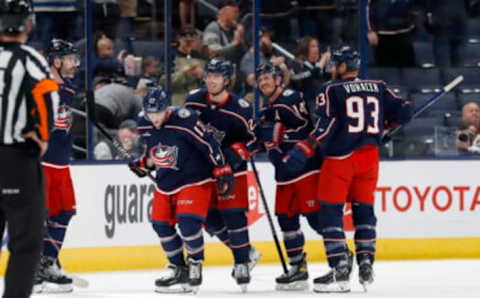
[314,118,336,143]
[32,78,59,141]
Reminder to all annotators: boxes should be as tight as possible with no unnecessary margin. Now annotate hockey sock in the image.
[222,211,250,264]
[305,212,323,236]
[352,202,377,264]
[43,213,73,260]
[319,202,348,268]
[152,223,185,266]
[205,209,231,248]
[278,215,305,264]
[178,217,204,261]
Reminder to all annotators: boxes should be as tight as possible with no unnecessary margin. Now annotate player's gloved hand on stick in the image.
[283,140,315,173]
[258,122,284,150]
[128,154,149,178]
[213,164,235,197]
[224,142,250,171]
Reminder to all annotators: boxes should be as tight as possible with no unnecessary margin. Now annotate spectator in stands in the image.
[134,56,161,98]
[94,119,140,160]
[290,36,331,117]
[240,32,290,102]
[160,26,206,106]
[259,0,294,44]
[94,0,121,39]
[117,0,137,38]
[179,0,195,28]
[93,32,126,78]
[366,0,416,67]
[456,101,480,152]
[424,0,468,67]
[32,0,79,50]
[93,75,142,129]
[297,0,342,45]
[203,0,247,64]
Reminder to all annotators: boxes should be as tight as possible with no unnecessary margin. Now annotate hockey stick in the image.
[249,158,288,274]
[382,75,464,142]
[86,91,156,183]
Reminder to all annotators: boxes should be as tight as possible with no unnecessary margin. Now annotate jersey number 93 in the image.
[346,95,380,134]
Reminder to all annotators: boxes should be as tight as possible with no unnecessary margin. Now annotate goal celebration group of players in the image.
[0,0,413,297]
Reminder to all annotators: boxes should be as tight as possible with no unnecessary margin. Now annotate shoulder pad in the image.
[175,107,193,119]
[282,89,295,97]
[188,88,202,95]
[237,98,251,109]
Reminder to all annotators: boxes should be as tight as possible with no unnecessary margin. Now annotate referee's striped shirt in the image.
[0,42,59,145]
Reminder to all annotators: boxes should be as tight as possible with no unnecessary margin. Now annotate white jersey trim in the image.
[276,169,320,186]
[155,177,215,195]
[41,162,70,169]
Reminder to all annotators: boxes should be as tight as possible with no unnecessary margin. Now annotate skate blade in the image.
[313,281,350,293]
[238,283,248,293]
[35,282,74,294]
[155,283,192,293]
[360,279,373,292]
[72,275,89,288]
[275,280,309,291]
[191,285,200,294]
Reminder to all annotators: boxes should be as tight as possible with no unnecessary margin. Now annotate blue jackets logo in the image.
[54,104,72,131]
[150,144,179,170]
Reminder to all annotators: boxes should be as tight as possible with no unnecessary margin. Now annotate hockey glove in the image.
[259,122,284,150]
[213,164,235,197]
[283,140,315,173]
[128,154,149,178]
[224,142,250,171]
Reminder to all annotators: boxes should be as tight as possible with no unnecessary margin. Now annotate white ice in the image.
[2,260,479,298]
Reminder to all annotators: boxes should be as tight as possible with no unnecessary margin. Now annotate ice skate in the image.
[358,255,374,291]
[248,245,262,272]
[155,264,192,293]
[275,253,309,291]
[313,256,352,293]
[232,263,250,292]
[33,256,73,293]
[188,258,203,294]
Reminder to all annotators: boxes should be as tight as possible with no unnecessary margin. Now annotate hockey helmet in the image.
[47,38,80,66]
[143,87,170,114]
[0,0,33,34]
[205,57,234,79]
[331,45,360,71]
[255,62,282,80]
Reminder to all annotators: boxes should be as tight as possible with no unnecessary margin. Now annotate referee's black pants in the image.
[0,144,46,298]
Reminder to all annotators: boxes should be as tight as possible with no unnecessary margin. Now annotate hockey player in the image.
[183,57,259,292]
[129,87,235,294]
[284,46,412,292]
[255,62,325,291]
[34,38,80,293]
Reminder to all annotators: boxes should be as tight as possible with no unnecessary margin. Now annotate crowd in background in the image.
[28,0,480,160]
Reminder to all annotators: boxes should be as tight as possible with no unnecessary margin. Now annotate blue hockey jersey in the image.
[136,107,226,194]
[183,89,256,172]
[42,79,75,167]
[259,88,322,183]
[311,77,412,157]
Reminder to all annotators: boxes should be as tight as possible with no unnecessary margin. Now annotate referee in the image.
[0,1,59,298]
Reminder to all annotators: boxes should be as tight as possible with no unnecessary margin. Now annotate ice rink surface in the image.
[2,260,479,298]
